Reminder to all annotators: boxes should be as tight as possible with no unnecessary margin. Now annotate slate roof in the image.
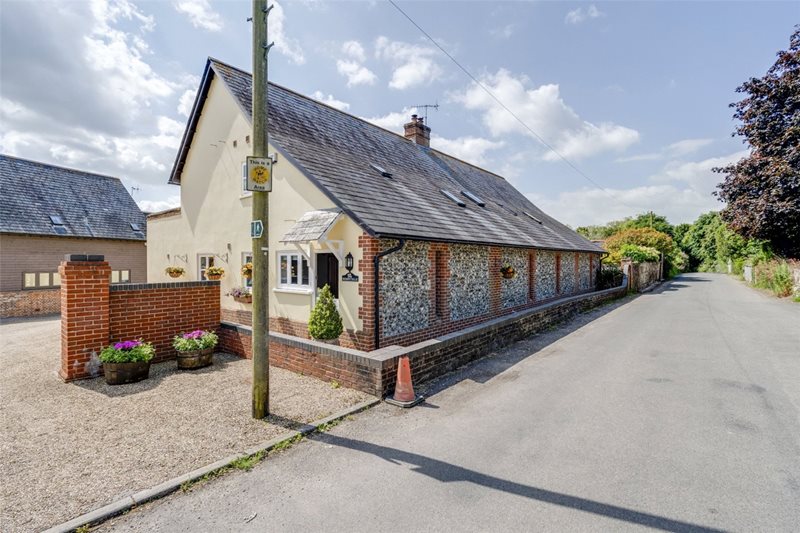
[0,155,146,241]
[281,209,342,243]
[170,58,603,253]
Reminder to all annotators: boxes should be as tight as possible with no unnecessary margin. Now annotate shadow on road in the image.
[311,431,724,533]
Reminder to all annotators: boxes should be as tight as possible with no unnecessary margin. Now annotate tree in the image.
[308,285,343,341]
[714,26,800,258]
[622,212,674,237]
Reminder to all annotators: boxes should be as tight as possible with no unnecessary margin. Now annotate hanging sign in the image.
[246,156,272,192]
[342,272,359,282]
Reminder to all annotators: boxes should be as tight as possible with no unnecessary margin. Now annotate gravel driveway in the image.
[0,317,371,532]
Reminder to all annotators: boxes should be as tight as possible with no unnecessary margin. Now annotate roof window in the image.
[130,222,142,231]
[370,163,392,178]
[461,190,485,207]
[441,190,466,207]
[524,212,543,224]
[49,215,64,225]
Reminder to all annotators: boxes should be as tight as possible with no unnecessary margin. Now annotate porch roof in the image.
[280,209,342,243]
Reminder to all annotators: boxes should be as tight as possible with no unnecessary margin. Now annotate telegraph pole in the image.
[251,0,272,418]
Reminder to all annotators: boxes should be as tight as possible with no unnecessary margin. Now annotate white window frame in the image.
[242,252,253,288]
[198,254,215,281]
[241,162,251,197]
[22,271,61,289]
[276,251,311,290]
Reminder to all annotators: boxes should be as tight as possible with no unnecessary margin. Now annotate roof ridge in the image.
[207,57,508,181]
[0,154,121,181]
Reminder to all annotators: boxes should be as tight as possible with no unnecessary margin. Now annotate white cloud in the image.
[310,90,350,111]
[453,69,638,160]
[375,36,443,90]
[173,0,223,32]
[431,136,504,167]
[362,108,416,133]
[270,1,305,64]
[565,4,605,25]
[617,138,714,163]
[341,40,366,62]
[525,151,747,227]
[177,89,196,117]
[138,195,180,213]
[336,59,377,87]
[490,24,516,39]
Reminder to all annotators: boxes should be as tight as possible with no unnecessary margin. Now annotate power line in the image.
[387,0,638,211]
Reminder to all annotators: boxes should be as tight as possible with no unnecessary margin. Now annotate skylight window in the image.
[524,212,543,224]
[497,202,517,216]
[131,223,142,231]
[441,190,466,207]
[370,163,392,178]
[49,215,64,225]
[53,226,68,235]
[461,190,485,207]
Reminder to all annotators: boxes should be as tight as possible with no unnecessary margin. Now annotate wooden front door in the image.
[316,253,339,298]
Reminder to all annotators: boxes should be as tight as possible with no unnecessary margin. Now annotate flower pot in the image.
[103,361,151,385]
[176,347,213,370]
[206,274,223,281]
[168,272,182,278]
[234,295,252,304]
[501,271,516,279]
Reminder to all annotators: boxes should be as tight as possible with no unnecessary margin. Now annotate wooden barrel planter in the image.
[103,361,151,385]
[234,294,252,304]
[176,347,213,370]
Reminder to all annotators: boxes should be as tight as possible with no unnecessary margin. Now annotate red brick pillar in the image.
[59,255,111,381]
[555,253,562,295]
[357,233,380,351]
[489,247,502,313]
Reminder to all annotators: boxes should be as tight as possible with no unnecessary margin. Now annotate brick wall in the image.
[0,288,60,318]
[59,257,220,381]
[218,277,627,397]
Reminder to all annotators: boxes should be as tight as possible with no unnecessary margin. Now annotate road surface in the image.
[105,274,800,532]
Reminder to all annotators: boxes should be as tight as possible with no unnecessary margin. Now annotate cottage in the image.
[0,155,147,318]
[147,58,604,352]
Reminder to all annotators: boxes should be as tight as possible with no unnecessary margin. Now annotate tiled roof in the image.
[281,209,342,243]
[0,155,146,241]
[172,58,603,253]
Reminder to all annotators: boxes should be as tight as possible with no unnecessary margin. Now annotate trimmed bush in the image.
[308,285,343,340]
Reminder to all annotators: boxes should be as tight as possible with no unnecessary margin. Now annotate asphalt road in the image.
[105,274,800,532]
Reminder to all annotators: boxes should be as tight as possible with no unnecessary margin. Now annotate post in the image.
[251,0,272,418]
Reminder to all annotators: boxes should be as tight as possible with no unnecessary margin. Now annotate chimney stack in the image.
[403,114,431,147]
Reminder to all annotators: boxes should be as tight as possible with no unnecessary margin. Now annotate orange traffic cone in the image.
[385,355,424,408]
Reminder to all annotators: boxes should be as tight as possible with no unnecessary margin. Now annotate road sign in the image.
[251,220,263,239]
[246,156,272,192]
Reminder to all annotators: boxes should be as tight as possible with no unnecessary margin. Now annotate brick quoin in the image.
[488,246,502,314]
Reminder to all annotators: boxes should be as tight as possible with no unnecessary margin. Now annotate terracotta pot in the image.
[176,347,213,370]
[234,295,252,304]
[103,361,151,385]
[168,271,182,278]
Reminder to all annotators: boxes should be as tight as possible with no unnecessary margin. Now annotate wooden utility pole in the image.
[251,0,272,418]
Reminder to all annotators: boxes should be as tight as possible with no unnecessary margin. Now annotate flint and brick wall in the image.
[218,278,628,397]
[622,259,662,292]
[59,257,220,381]
[0,288,60,318]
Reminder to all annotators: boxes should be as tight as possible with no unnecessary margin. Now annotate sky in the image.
[1,0,796,228]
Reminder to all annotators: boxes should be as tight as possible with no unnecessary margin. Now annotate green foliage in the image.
[605,228,675,264]
[308,285,343,340]
[99,340,155,363]
[619,244,660,263]
[679,211,772,272]
[173,330,219,352]
[714,27,800,258]
[596,265,623,290]
[754,261,794,297]
[577,212,673,241]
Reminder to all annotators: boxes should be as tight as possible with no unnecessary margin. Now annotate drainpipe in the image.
[373,239,405,350]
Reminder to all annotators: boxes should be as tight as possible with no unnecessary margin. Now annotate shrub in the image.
[100,340,155,363]
[754,260,794,297]
[308,285,343,340]
[596,265,623,290]
[619,244,660,263]
[173,330,219,352]
[165,266,185,276]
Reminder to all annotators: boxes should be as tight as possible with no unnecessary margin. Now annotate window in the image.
[111,270,119,283]
[242,252,253,288]
[461,190,485,207]
[370,163,392,178]
[22,272,61,289]
[241,163,251,196]
[278,252,310,289]
[199,255,215,280]
[120,270,130,283]
[441,189,466,207]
